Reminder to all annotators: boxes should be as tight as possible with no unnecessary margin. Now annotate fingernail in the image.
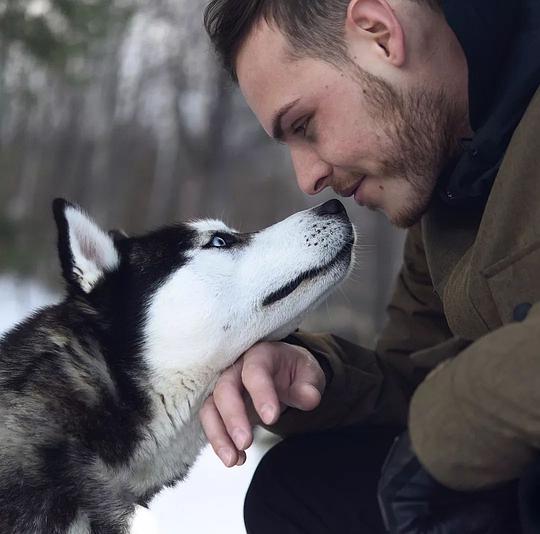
[260,404,276,424]
[218,448,234,466]
[237,453,246,467]
[232,428,248,450]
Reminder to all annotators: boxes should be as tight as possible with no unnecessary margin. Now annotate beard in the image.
[351,65,467,228]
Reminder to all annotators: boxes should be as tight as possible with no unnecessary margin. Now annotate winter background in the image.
[0,1,405,532]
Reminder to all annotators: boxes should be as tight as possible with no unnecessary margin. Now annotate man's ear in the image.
[346,0,406,67]
[53,198,120,294]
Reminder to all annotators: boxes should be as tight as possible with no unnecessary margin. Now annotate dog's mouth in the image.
[262,240,354,307]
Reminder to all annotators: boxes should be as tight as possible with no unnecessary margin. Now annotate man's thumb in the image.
[286,382,322,411]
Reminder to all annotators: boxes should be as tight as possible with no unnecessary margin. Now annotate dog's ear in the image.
[53,198,120,294]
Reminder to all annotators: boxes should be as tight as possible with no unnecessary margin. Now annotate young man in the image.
[200,0,540,532]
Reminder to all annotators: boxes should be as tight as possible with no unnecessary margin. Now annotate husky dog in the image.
[0,198,355,533]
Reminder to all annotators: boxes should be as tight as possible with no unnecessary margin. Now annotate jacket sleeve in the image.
[409,300,540,491]
[268,223,454,436]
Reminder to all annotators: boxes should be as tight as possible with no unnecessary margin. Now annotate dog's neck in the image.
[147,365,220,429]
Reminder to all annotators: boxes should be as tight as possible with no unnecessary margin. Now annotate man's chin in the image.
[356,200,411,228]
[387,201,429,229]
[357,175,434,228]
[382,198,429,230]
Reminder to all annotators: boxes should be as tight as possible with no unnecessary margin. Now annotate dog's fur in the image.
[0,199,354,533]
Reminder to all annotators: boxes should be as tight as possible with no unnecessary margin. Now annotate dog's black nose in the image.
[314,199,346,216]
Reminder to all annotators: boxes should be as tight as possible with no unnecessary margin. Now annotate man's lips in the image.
[338,175,367,198]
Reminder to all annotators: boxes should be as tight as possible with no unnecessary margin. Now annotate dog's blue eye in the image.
[203,232,239,249]
[211,236,227,248]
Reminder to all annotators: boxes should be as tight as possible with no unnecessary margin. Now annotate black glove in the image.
[377,431,521,534]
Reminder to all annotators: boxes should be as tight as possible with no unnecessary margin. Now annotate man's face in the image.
[236,21,467,228]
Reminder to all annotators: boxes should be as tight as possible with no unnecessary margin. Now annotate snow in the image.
[0,275,275,533]
[150,439,274,534]
[0,276,59,335]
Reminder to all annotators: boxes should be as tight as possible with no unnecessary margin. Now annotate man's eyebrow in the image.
[271,98,300,141]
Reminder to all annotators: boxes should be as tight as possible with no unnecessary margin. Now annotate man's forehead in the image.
[236,19,291,81]
[236,20,297,135]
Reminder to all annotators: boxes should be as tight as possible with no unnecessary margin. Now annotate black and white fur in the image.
[0,198,355,533]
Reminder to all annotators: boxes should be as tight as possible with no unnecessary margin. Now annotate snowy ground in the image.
[0,276,59,335]
[0,275,276,533]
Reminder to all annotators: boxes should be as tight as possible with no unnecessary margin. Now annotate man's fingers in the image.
[278,345,325,411]
[242,349,281,425]
[236,450,247,466]
[199,395,239,467]
[284,381,322,411]
[200,341,326,470]
[212,371,254,451]
[293,346,327,394]
[241,342,326,421]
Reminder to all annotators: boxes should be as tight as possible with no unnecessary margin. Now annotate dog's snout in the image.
[314,199,346,217]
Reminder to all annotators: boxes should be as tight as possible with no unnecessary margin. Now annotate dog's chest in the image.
[114,383,212,499]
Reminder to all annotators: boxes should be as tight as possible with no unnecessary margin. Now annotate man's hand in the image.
[199,341,326,467]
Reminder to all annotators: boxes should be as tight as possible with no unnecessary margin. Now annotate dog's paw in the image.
[129,505,160,534]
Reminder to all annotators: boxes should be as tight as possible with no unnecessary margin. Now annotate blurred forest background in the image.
[0,0,405,345]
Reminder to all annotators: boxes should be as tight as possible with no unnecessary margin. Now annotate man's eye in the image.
[293,117,311,137]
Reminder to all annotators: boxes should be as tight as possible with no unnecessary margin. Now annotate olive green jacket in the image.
[273,86,540,492]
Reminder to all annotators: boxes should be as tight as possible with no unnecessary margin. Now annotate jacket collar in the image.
[437,0,540,208]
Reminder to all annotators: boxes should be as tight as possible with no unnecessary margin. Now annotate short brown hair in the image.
[204,0,442,81]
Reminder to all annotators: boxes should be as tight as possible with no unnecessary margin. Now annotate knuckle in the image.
[246,341,276,360]
[243,343,281,373]
[242,358,262,376]
[241,362,270,387]
[216,367,236,386]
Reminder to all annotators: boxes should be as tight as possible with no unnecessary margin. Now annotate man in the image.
[200,0,540,532]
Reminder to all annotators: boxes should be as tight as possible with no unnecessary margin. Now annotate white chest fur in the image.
[110,369,218,500]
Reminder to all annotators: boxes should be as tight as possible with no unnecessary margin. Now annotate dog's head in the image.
[53,198,355,373]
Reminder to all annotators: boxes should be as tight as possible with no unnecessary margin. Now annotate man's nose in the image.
[290,146,332,195]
